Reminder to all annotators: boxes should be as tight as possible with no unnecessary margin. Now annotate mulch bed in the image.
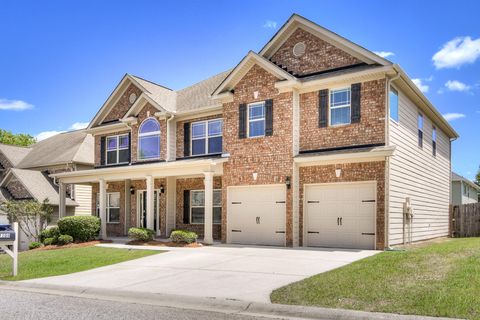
[34,240,113,251]
[126,240,203,248]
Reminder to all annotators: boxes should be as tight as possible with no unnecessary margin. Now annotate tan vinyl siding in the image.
[388,88,451,245]
[74,184,93,216]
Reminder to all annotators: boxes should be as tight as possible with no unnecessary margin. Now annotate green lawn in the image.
[0,246,160,281]
[271,238,480,320]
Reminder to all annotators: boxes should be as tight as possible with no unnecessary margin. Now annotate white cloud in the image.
[433,36,480,69]
[374,51,395,58]
[442,113,466,121]
[262,20,277,29]
[69,122,89,130]
[0,99,34,111]
[36,131,64,141]
[445,80,471,92]
[412,78,429,93]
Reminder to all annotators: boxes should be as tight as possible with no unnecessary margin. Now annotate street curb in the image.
[0,281,461,320]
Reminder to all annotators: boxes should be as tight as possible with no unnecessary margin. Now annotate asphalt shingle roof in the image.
[0,144,32,166]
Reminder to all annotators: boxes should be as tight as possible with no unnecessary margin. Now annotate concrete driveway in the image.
[24,244,378,302]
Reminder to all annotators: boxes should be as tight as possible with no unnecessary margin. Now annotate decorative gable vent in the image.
[129,93,137,104]
[293,42,306,57]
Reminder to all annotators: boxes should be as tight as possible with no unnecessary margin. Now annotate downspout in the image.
[384,71,400,249]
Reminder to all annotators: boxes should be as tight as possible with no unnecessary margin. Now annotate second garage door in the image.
[304,182,376,249]
[228,185,286,246]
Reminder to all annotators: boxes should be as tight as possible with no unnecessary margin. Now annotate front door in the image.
[138,190,159,232]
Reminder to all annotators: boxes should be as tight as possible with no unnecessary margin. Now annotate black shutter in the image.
[184,123,190,157]
[239,104,247,139]
[265,99,273,136]
[183,190,190,224]
[100,136,106,166]
[351,83,361,123]
[127,132,131,163]
[318,89,328,127]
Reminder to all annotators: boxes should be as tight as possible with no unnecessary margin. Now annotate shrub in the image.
[43,237,56,246]
[57,234,74,245]
[128,227,155,241]
[170,230,197,244]
[40,226,60,243]
[57,216,100,242]
[28,242,42,250]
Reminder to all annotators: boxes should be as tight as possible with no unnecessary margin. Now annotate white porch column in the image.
[203,172,214,245]
[165,176,176,237]
[146,175,155,230]
[58,182,66,219]
[99,179,107,239]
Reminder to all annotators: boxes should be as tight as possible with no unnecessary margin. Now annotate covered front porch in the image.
[51,158,226,244]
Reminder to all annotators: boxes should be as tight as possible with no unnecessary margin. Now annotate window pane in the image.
[119,135,129,148]
[208,120,222,136]
[139,135,160,159]
[192,122,206,138]
[249,120,265,137]
[213,190,222,206]
[418,114,423,130]
[192,139,206,155]
[389,89,399,121]
[109,208,120,223]
[331,89,350,107]
[108,193,120,208]
[107,150,117,164]
[208,136,222,154]
[191,191,205,206]
[432,128,437,141]
[213,207,222,224]
[191,207,204,224]
[107,137,117,150]
[140,119,160,134]
[249,104,264,120]
[330,107,351,126]
[119,149,129,163]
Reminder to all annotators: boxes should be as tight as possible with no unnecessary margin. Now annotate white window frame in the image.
[138,117,161,161]
[190,189,222,224]
[329,87,351,126]
[247,102,265,138]
[105,134,129,165]
[190,119,223,156]
[96,192,120,224]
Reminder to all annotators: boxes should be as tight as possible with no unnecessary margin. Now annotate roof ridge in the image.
[129,74,174,92]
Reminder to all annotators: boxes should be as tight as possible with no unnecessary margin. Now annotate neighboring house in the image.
[452,172,479,205]
[0,130,94,249]
[51,14,458,250]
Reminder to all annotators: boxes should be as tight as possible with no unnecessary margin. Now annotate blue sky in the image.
[0,0,478,179]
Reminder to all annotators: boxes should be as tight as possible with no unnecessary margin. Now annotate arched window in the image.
[138,118,160,160]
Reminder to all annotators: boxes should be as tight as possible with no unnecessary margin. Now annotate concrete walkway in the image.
[23,244,378,303]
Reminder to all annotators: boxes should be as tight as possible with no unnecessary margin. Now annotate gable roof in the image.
[0,144,32,167]
[452,172,480,191]
[1,168,76,206]
[17,130,94,169]
[259,14,392,67]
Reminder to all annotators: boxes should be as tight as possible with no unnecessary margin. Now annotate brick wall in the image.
[222,64,294,245]
[102,83,142,123]
[176,114,223,159]
[299,161,385,249]
[175,177,222,240]
[270,28,361,76]
[300,79,386,151]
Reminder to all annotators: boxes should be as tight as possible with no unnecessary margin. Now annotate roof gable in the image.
[0,144,31,167]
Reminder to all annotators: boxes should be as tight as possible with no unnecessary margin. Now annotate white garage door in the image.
[305,182,376,249]
[228,185,286,246]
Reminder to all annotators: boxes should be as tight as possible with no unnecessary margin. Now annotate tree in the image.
[475,166,480,186]
[0,129,36,146]
[0,198,53,242]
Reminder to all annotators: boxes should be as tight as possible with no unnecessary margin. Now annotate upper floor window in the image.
[330,88,351,126]
[418,113,424,148]
[190,189,222,224]
[191,119,223,156]
[248,102,265,137]
[389,87,399,122]
[106,134,129,165]
[432,127,437,156]
[138,118,160,160]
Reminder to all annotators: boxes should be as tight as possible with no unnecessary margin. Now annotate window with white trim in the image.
[106,134,129,165]
[191,119,223,156]
[190,189,222,224]
[432,126,437,156]
[389,87,399,122]
[96,192,120,223]
[248,102,265,137]
[138,118,161,160]
[418,113,424,148]
[330,88,351,126]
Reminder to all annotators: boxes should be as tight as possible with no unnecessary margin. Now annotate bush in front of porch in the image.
[128,227,155,241]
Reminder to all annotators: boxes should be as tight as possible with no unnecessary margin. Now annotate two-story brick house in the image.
[52,14,458,250]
